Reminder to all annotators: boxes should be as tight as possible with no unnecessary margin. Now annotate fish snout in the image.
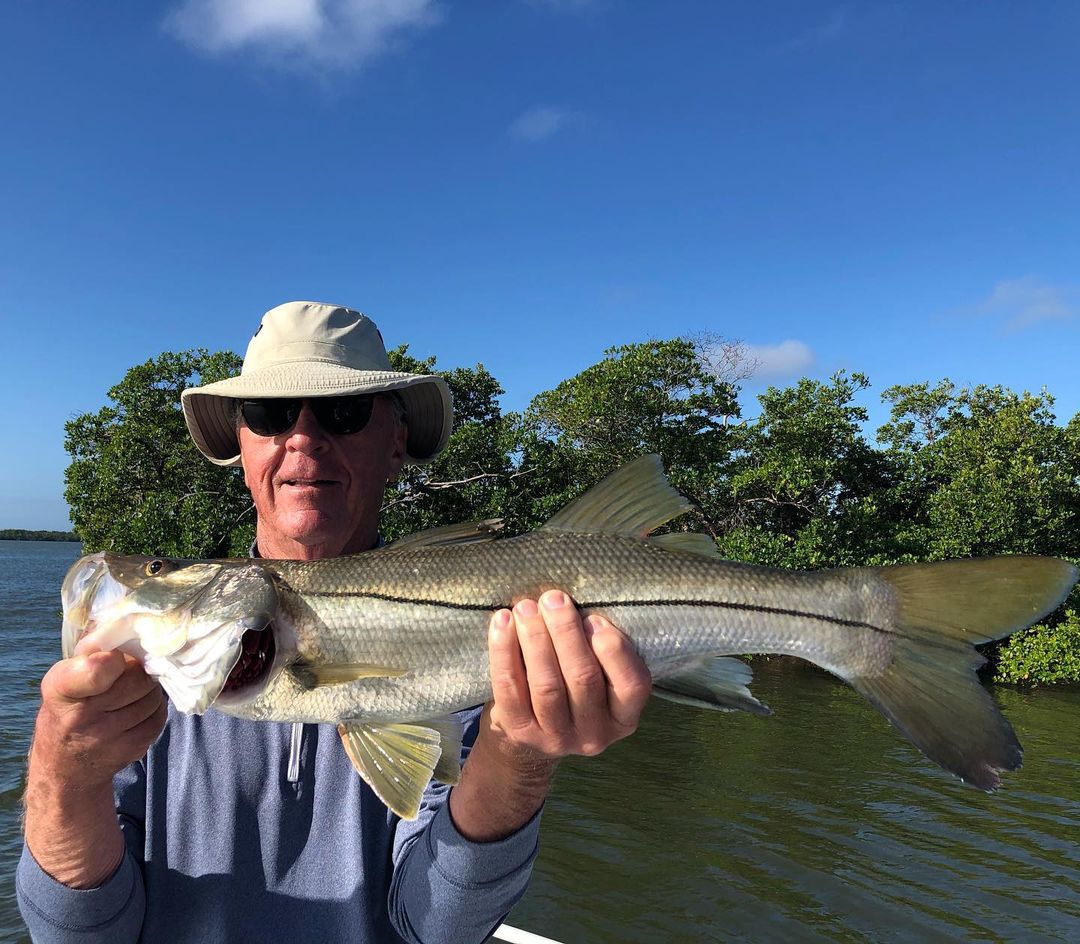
[60,552,113,659]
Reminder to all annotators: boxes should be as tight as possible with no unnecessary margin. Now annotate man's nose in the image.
[284,402,329,451]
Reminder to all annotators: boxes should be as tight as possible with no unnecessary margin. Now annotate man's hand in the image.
[34,651,166,787]
[449,590,651,841]
[487,590,650,761]
[24,651,165,888]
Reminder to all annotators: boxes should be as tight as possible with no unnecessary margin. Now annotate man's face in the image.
[238,395,407,560]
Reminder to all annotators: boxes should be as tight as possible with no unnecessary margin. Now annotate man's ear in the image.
[387,412,408,479]
[238,430,255,491]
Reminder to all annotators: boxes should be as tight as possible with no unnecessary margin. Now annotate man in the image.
[19,301,652,943]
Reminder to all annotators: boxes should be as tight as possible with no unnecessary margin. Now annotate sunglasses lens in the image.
[313,395,375,435]
[240,399,302,437]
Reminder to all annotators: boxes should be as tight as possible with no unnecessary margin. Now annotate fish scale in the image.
[257,530,889,724]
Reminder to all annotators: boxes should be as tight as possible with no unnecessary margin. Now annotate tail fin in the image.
[845,556,1077,790]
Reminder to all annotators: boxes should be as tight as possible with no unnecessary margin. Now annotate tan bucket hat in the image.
[181,301,453,466]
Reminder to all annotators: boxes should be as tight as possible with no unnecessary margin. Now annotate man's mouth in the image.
[282,478,337,487]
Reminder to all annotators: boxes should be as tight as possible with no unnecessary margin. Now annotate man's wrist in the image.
[448,720,558,842]
[474,716,559,784]
[27,738,113,798]
[489,743,559,788]
[24,745,126,890]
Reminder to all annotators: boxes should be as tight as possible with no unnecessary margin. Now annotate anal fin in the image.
[423,716,464,786]
[653,657,771,716]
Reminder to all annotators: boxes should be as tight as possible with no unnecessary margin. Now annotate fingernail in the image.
[514,598,538,618]
[541,590,567,610]
[584,614,605,636]
[492,609,512,630]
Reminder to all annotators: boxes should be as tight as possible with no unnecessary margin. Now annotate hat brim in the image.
[181,362,453,466]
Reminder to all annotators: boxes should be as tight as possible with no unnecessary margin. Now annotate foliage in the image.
[718,372,898,568]
[380,346,517,541]
[0,529,79,542]
[879,382,1080,561]
[64,349,252,557]
[522,337,744,536]
[994,606,1080,686]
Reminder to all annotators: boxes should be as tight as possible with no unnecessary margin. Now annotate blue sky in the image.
[2,1,1078,531]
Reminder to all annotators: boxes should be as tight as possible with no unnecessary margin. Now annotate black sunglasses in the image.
[238,395,376,438]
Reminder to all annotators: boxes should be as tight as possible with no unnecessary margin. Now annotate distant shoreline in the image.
[0,529,79,542]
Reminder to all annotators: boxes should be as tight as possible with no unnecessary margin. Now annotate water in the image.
[507,669,1080,942]
[0,541,82,944]
[2,541,1079,943]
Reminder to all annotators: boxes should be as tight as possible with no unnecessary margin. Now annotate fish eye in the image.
[146,559,165,577]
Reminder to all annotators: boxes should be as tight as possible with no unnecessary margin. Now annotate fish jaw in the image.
[61,552,120,659]
[60,553,282,714]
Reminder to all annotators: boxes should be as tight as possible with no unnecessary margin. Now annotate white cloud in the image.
[974,275,1076,332]
[509,105,572,142]
[525,0,603,11]
[782,8,848,51]
[164,0,440,69]
[746,340,815,382]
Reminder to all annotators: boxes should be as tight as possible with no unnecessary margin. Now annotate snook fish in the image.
[60,456,1078,819]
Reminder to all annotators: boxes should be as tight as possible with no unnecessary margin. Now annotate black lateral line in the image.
[301,588,885,634]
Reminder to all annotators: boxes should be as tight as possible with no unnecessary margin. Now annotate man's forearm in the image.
[390,708,543,944]
[23,749,125,889]
[448,719,557,842]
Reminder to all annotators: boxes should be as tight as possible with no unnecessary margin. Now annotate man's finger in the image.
[74,628,108,657]
[111,686,166,734]
[586,615,652,731]
[488,609,533,729]
[44,651,130,702]
[540,591,608,734]
[118,699,169,761]
[95,660,159,712]
[513,598,571,736]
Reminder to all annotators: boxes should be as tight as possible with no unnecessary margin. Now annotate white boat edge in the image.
[492,924,563,944]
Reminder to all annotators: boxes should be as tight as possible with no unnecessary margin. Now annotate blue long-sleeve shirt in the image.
[17,704,540,943]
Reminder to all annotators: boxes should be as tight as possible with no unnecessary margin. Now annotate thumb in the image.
[48,650,130,700]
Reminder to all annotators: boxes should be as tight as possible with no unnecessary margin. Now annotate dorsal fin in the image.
[541,454,692,536]
[649,531,721,558]
[385,518,505,550]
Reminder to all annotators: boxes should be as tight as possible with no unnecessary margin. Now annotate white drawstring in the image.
[287,721,303,782]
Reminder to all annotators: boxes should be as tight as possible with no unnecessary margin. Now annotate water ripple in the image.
[510,661,1080,943]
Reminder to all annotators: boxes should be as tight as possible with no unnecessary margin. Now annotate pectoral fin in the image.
[337,717,463,820]
[292,661,407,689]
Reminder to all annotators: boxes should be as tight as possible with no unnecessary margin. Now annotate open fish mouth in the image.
[219,625,277,700]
